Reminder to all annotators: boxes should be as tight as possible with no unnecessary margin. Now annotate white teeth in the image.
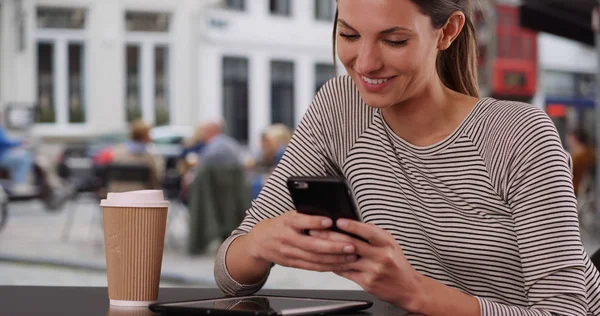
[361,76,388,85]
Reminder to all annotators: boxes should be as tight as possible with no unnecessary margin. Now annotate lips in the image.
[358,74,396,93]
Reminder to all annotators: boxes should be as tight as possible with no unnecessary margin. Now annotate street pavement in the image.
[0,196,359,290]
[1,196,598,290]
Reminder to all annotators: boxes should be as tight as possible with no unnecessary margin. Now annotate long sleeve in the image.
[213,80,345,296]
[0,128,21,150]
[476,111,588,315]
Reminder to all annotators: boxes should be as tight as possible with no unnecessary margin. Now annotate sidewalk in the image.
[0,197,359,290]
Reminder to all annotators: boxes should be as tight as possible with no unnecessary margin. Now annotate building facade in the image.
[0,0,339,150]
[0,0,201,139]
[199,0,339,148]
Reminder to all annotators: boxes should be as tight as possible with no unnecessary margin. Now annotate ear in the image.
[437,11,466,51]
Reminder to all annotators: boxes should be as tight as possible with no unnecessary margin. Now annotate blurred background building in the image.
[0,0,340,151]
[475,0,597,144]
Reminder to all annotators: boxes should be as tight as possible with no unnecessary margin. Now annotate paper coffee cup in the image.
[101,190,169,307]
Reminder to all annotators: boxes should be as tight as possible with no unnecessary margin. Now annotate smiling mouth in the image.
[359,75,397,85]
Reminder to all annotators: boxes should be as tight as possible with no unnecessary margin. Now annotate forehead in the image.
[337,0,427,31]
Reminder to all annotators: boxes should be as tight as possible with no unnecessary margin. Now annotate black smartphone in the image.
[287,176,366,242]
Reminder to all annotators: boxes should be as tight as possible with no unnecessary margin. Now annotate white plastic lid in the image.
[100,190,170,208]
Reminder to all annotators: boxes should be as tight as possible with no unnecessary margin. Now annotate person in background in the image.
[566,128,596,197]
[180,120,244,201]
[0,123,34,195]
[198,120,244,167]
[177,124,207,177]
[108,120,164,193]
[249,124,293,199]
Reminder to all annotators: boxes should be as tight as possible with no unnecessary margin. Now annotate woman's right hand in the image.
[245,211,358,272]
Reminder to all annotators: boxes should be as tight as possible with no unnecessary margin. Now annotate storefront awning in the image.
[519,0,596,46]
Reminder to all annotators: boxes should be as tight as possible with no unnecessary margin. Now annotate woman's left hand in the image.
[310,219,424,311]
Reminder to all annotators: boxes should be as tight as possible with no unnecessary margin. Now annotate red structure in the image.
[491,5,538,100]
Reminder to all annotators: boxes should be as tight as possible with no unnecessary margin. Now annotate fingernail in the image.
[309,230,320,237]
[321,218,333,227]
[337,219,349,228]
[343,245,355,253]
[346,255,357,262]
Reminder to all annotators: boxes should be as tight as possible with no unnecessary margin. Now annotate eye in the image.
[339,33,360,41]
[384,40,408,47]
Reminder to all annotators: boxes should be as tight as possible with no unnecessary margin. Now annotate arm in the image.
[0,128,22,148]
[214,85,338,296]
[475,113,588,315]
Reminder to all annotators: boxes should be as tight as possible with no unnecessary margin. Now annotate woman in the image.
[214,0,600,315]
[249,124,293,199]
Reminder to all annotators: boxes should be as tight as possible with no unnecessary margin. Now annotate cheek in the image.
[336,41,354,67]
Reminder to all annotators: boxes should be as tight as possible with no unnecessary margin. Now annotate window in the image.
[37,7,86,29]
[125,11,170,33]
[315,0,334,21]
[126,45,142,122]
[271,61,295,128]
[68,43,85,123]
[270,0,291,16]
[315,63,335,93]
[223,57,249,143]
[154,46,169,126]
[224,0,245,11]
[35,7,87,125]
[125,11,171,126]
[37,43,55,123]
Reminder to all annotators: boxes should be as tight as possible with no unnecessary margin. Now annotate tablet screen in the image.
[155,295,371,315]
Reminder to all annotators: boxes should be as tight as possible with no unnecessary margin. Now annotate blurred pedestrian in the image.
[108,120,164,193]
[0,121,34,195]
[566,127,596,197]
[249,124,292,198]
[177,124,207,176]
[181,120,244,201]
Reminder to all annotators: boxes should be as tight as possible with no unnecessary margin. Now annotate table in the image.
[0,286,410,315]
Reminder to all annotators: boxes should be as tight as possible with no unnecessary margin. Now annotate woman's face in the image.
[336,0,442,109]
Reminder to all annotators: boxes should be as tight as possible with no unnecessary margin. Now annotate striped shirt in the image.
[214,76,600,315]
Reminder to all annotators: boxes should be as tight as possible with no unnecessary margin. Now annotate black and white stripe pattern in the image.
[215,76,600,315]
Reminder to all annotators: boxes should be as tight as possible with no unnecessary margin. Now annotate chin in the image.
[358,91,403,109]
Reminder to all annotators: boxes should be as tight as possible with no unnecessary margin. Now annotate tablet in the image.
[148,295,373,315]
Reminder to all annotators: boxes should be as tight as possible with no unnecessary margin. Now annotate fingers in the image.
[337,219,388,247]
[284,212,333,231]
[279,245,358,265]
[309,229,354,243]
[285,232,356,255]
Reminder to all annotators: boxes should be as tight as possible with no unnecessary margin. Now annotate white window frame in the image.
[125,32,171,125]
[35,28,88,129]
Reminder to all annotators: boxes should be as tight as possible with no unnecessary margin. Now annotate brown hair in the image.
[332,0,479,98]
[129,120,151,143]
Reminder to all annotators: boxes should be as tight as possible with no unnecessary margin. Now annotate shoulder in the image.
[475,98,559,145]
[311,75,370,117]
[483,99,566,164]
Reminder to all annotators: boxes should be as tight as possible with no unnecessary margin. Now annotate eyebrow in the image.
[337,19,412,34]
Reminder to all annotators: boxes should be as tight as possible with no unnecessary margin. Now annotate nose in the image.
[355,42,384,74]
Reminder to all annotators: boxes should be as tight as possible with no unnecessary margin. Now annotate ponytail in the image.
[436,16,480,98]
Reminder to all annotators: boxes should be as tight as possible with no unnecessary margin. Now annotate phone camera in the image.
[294,181,309,189]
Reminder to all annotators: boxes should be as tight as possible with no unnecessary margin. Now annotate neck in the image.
[381,78,477,147]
